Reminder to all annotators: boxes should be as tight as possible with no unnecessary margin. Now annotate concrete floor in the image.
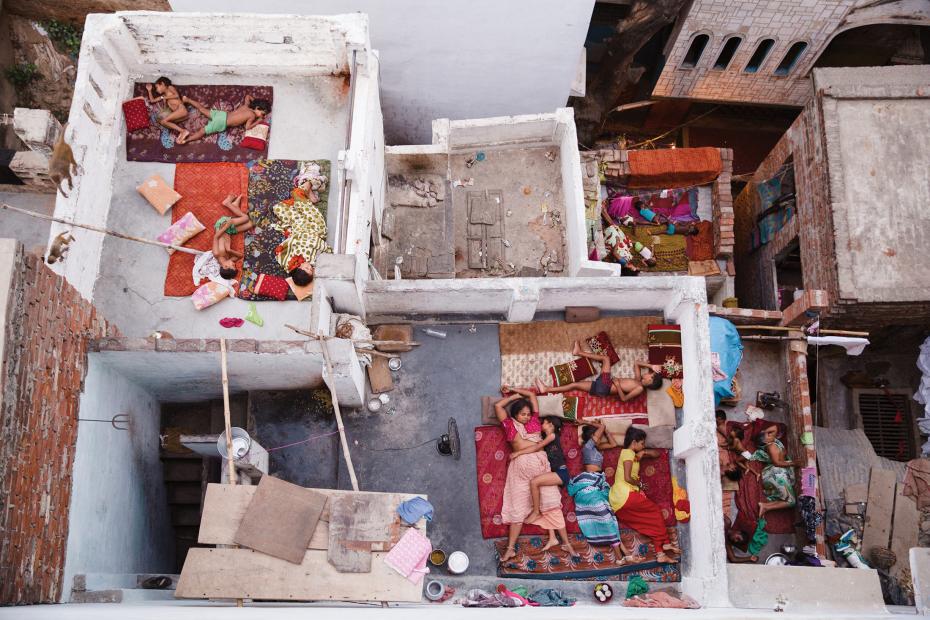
[0,189,54,256]
[91,74,349,338]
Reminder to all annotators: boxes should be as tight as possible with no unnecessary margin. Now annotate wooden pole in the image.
[318,332,360,492]
[285,323,419,347]
[0,202,204,255]
[219,338,243,608]
[735,324,869,337]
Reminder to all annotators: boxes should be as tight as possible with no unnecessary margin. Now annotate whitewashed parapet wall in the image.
[49,11,373,300]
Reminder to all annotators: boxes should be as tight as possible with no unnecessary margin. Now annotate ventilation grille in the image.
[856,390,914,461]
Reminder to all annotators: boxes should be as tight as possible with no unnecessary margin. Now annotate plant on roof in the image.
[43,19,82,58]
[4,63,39,88]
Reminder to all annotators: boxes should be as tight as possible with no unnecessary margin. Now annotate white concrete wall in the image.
[62,357,174,600]
[168,0,595,145]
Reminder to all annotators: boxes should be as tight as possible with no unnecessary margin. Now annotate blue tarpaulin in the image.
[709,316,743,406]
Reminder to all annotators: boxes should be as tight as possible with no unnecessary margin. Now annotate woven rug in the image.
[127,83,272,163]
[621,225,688,272]
[476,425,675,539]
[627,147,721,189]
[494,531,681,581]
[238,159,331,301]
[164,163,249,296]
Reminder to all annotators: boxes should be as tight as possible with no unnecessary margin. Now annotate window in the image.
[855,389,916,461]
[774,41,809,76]
[681,34,710,69]
[744,38,775,73]
[713,36,742,70]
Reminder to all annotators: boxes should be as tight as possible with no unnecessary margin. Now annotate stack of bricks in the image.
[0,246,118,604]
[712,148,735,259]
[597,149,630,179]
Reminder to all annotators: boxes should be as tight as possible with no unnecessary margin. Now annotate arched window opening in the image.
[774,41,809,76]
[681,34,710,69]
[744,38,775,73]
[713,36,742,70]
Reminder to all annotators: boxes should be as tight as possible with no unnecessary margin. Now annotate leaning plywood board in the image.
[198,483,424,549]
[175,548,423,602]
[891,482,920,578]
[862,468,896,558]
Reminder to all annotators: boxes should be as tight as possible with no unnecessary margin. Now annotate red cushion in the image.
[122,97,150,132]
[586,331,619,366]
[548,356,595,386]
[255,273,288,301]
[240,121,270,151]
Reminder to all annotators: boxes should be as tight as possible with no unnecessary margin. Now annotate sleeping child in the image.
[145,77,188,140]
[536,341,664,402]
[212,193,254,280]
[178,94,271,144]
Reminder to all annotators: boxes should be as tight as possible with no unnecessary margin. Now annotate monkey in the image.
[46,231,75,264]
[48,124,79,198]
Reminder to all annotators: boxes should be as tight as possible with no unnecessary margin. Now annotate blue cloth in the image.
[709,316,743,406]
[582,438,604,467]
[756,177,782,211]
[567,472,621,545]
[397,497,433,525]
[688,188,699,219]
[528,589,575,607]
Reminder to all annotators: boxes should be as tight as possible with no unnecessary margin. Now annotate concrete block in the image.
[728,564,885,613]
[912,547,930,614]
[13,108,62,156]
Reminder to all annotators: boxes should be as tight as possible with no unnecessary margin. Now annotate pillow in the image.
[137,174,181,215]
[586,331,619,366]
[255,273,288,301]
[240,121,270,150]
[548,357,595,387]
[648,324,683,378]
[537,394,564,417]
[589,416,673,449]
[561,396,581,421]
[158,212,205,254]
[122,97,150,132]
[286,275,313,301]
[481,394,580,425]
[191,281,229,310]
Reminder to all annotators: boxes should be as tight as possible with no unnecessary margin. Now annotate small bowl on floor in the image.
[593,583,613,603]
[367,397,383,412]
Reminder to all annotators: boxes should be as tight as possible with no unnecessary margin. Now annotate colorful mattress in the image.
[729,421,794,534]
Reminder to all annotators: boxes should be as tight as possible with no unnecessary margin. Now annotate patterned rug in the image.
[127,84,272,163]
[621,225,689,273]
[494,532,681,582]
[238,159,331,301]
[475,425,675,539]
[164,163,249,296]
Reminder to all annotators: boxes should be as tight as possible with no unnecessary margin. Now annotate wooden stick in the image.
[285,323,419,347]
[735,324,869,337]
[357,348,397,359]
[740,335,804,342]
[319,332,360,492]
[0,201,204,255]
[219,338,243,608]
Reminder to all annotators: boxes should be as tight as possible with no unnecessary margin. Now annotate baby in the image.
[178,94,271,144]
[212,194,254,279]
[145,77,188,140]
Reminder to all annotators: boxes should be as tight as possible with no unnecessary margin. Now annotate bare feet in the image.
[534,378,548,395]
[561,543,575,555]
[656,551,677,564]
[542,537,559,552]
[223,193,242,210]
[663,543,682,555]
[177,129,190,144]
[758,501,769,518]
[572,340,583,356]
[181,95,190,104]
[501,384,512,395]
[500,546,516,562]
[525,509,541,525]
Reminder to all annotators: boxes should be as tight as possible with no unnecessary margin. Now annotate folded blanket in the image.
[627,147,722,189]
[384,528,431,584]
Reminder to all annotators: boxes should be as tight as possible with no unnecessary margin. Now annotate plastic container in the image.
[425,580,446,601]
[447,551,469,574]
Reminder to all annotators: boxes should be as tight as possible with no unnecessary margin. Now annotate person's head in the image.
[289,266,313,287]
[508,398,532,424]
[218,256,237,275]
[624,426,647,452]
[644,258,657,268]
[756,424,779,446]
[541,416,563,437]
[727,527,748,547]
[581,424,598,444]
[715,409,727,429]
[154,76,172,94]
[219,266,238,280]
[250,98,271,118]
[642,369,664,391]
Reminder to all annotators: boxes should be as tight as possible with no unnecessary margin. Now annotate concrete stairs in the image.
[70,573,179,604]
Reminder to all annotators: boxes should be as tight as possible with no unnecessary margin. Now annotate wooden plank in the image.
[845,483,868,504]
[175,548,423,602]
[891,482,920,578]
[367,356,394,394]
[327,494,406,573]
[199,483,423,548]
[862,468,896,558]
[233,476,327,564]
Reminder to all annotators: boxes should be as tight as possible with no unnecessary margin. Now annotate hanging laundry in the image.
[807,336,869,356]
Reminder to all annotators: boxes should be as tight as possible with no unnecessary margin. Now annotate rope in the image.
[265,430,341,453]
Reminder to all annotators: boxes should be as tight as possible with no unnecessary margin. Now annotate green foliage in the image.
[43,19,82,58]
[4,63,39,88]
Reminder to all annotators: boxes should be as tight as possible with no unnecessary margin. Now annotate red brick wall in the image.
[0,247,116,604]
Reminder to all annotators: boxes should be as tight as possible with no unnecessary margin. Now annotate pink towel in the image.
[384,528,431,584]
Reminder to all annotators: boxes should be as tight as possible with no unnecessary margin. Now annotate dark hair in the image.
[620,265,640,277]
[581,425,597,444]
[624,426,647,449]
[644,258,657,268]
[715,409,727,421]
[541,416,563,436]
[754,431,767,446]
[250,98,271,113]
[155,76,172,87]
[219,266,238,279]
[508,398,531,419]
[289,267,312,286]
[724,467,744,482]
[645,371,664,390]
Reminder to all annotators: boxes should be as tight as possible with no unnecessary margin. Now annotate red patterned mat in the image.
[164,163,249,296]
[476,425,675,539]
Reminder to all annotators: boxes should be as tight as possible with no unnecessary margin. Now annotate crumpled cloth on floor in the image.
[383,528,431,584]
[807,336,869,356]
[747,517,768,556]
[528,588,575,607]
[625,575,649,598]
[798,495,823,542]
[623,591,700,608]
[219,317,244,328]
[461,589,519,608]
[397,497,434,525]
[904,458,930,510]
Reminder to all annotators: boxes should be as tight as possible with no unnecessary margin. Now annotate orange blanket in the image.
[164,163,249,296]
[627,147,721,189]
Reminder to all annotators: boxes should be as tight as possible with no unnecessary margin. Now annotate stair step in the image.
[163,459,204,482]
[167,482,203,505]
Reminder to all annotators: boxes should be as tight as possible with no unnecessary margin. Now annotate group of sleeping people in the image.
[495,341,679,565]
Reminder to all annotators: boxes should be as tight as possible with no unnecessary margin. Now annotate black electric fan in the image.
[436,417,460,459]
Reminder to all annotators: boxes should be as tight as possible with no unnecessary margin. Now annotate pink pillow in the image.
[137,174,181,215]
[191,281,229,310]
[158,212,204,254]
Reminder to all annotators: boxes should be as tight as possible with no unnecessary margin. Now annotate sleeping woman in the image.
[749,424,796,517]
[494,386,565,563]
[271,162,332,282]
[567,420,625,552]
